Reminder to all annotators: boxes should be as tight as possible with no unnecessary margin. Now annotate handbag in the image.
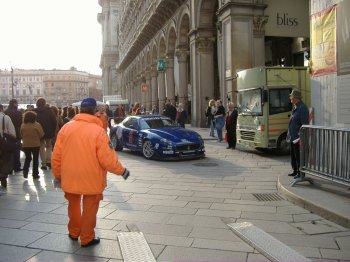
[0,116,17,153]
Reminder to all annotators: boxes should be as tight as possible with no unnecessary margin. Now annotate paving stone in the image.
[177,196,225,203]
[103,202,151,211]
[189,227,242,242]
[196,209,241,218]
[144,233,193,247]
[241,211,293,222]
[166,214,228,229]
[0,200,62,213]
[131,193,177,200]
[192,238,254,252]
[224,199,265,206]
[0,227,47,246]
[157,246,247,261]
[149,205,197,215]
[106,210,170,223]
[293,213,324,222]
[127,197,189,207]
[247,252,271,262]
[123,221,192,237]
[96,218,120,230]
[291,220,346,235]
[149,244,165,259]
[320,249,350,260]
[186,201,212,209]
[107,184,150,193]
[0,218,29,229]
[26,213,68,225]
[95,228,119,240]
[236,219,304,235]
[27,250,108,262]
[335,235,350,250]
[211,203,276,213]
[270,232,339,249]
[22,222,67,234]
[277,205,309,214]
[0,209,37,220]
[291,246,322,258]
[193,191,241,199]
[147,188,194,196]
[28,232,81,253]
[76,239,123,259]
[0,244,41,261]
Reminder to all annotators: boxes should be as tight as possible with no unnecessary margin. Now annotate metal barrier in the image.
[292,125,350,187]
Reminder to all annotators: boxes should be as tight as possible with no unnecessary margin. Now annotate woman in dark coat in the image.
[225,102,238,149]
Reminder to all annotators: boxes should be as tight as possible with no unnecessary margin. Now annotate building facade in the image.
[99,0,349,127]
[0,69,102,107]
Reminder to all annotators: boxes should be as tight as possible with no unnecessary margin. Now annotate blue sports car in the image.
[109,115,205,160]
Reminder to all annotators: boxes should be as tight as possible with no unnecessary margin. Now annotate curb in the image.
[277,175,350,228]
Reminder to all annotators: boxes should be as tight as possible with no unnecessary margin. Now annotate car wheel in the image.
[142,140,155,159]
[111,134,123,151]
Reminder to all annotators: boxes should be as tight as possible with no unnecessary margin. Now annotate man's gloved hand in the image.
[122,168,130,180]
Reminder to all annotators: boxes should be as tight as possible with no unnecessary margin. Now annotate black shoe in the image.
[0,178,7,188]
[294,174,301,179]
[68,234,79,241]
[14,168,23,172]
[33,174,40,179]
[288,173,297,177]
[23,171,28,179]
[226,146,232,149]
[231,147,236,150]
[81,238,100,247]
[40,166,47,170]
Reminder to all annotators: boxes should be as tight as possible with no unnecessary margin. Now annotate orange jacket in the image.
[52,113,125,195]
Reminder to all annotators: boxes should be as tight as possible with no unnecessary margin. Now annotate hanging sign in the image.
[157,59,167,72]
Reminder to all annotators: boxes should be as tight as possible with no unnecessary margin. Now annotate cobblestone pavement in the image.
[0,127,349,261]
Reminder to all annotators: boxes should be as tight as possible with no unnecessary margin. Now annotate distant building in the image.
[0,69,102,107]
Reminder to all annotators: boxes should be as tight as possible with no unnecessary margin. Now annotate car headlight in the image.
[160,138,173,146]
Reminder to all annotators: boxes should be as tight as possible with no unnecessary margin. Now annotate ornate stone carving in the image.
[175,49,189,63]
[253,15,269,35]
[196,37,215,53]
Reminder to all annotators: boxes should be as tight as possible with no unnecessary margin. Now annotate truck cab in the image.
[236,67,310,154]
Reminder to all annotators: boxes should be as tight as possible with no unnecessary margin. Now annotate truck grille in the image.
[240,131,255,141]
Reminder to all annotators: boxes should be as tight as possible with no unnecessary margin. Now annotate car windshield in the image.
[238,88,263,115]
[140,117,178,130]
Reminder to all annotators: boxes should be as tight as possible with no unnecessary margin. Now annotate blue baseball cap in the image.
[81,98,97,107]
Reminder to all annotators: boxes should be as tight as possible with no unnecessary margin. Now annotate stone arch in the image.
[158,36,167,58]
[197,0,218,28]
[166,24,177,53]
[177,10,190,46]
[151,42,158,65]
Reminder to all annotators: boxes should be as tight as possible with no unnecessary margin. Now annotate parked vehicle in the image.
[109,115,205,160]
[236,66,311,154]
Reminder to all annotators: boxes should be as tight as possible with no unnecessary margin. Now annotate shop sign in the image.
[157,59,167,72]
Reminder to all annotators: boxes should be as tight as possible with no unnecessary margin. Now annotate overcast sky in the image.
[0,0,102,75]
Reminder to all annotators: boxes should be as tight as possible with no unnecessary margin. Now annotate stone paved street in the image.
[0,128,349,261]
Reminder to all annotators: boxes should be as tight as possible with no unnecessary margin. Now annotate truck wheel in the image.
[276,133,290,155]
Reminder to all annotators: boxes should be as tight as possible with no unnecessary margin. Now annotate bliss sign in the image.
[277,13,298,26]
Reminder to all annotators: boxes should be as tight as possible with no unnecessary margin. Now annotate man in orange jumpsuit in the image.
[52,98,130,247]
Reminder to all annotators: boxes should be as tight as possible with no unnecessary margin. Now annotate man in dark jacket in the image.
[286,90,309,178]
[163,102,177,121]
[5,99,23,172]
[225,102,238,149]
[33,97,57,171]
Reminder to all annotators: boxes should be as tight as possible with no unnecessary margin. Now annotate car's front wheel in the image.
[142,140,155,159]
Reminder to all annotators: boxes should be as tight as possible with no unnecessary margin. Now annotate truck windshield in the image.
[238,88,262,115]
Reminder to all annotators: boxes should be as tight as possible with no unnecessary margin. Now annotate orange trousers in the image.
[64,193,103,245]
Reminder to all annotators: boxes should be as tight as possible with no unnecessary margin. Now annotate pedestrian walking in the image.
[205,99,217,137]
[33,97,57,170]
[214,100,226,142]
[95,105,108,131]
[20,111,44,179]
[0,104,16,188]
[176,103,188,128]
[225,102,238,149]
[51,98,130,247]
[4,99,23,172]
[286,90,309,178]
